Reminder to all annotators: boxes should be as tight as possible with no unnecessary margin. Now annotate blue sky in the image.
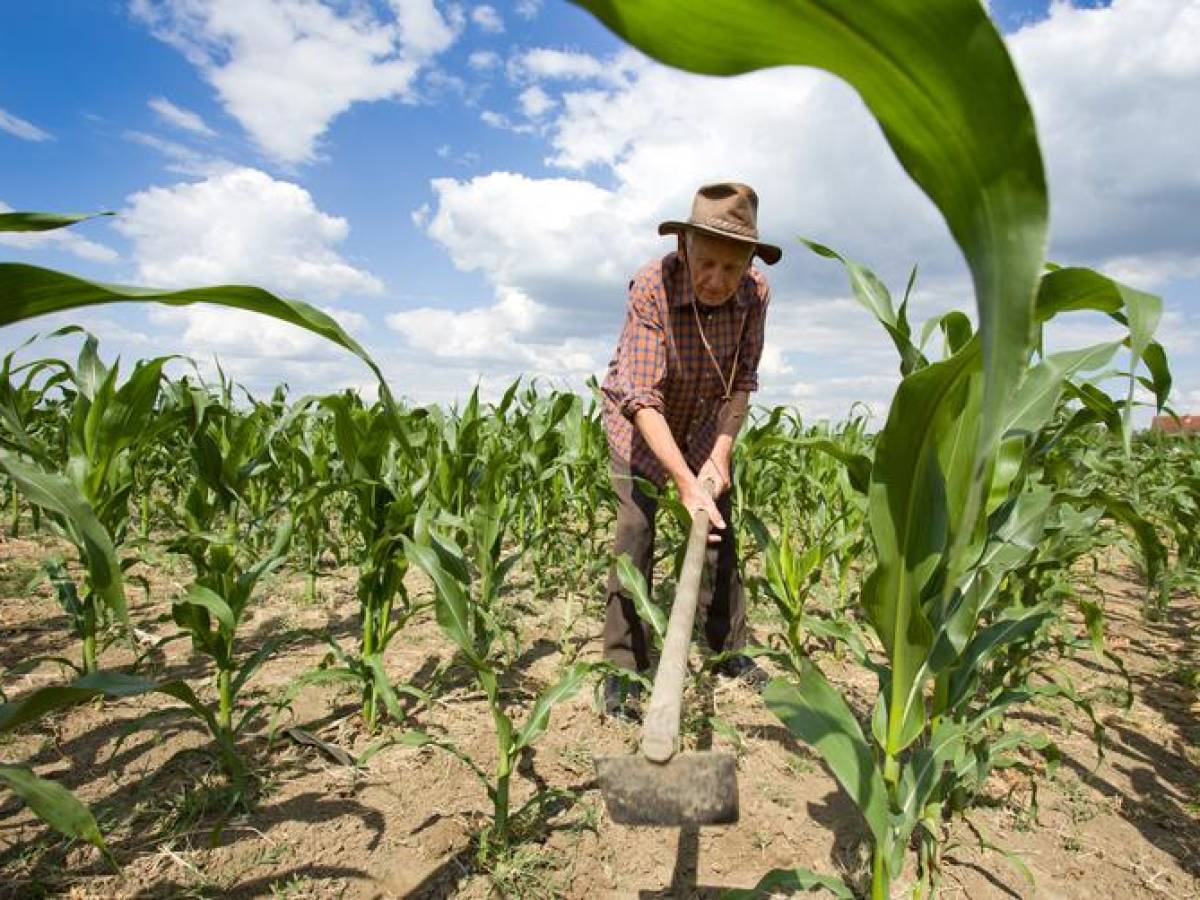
[2,0,1195,423]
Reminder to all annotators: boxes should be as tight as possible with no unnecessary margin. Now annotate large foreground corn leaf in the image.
[572,0,1048,458]
[764,668,890,847]
[0,764,112,863]
[0,263,387,396]
[0,211,111,233]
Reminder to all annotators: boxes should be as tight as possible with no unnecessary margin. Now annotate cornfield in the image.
[1,1,1197,898]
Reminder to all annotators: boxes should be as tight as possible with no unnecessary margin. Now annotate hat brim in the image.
[658,220,782,265]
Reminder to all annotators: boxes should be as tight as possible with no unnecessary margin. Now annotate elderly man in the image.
[599,182,781,720]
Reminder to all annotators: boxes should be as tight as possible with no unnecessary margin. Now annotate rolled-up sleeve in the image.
[732,273,770,393]
[615,274,668,420]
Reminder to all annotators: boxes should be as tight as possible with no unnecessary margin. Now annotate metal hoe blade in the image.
[594,751,738,826]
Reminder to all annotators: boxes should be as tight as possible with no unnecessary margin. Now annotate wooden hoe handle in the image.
[640,478,717,763]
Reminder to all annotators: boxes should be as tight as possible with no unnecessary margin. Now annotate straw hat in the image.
[657,182,782,265]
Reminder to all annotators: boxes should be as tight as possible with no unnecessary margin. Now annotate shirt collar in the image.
[665,251,754,310]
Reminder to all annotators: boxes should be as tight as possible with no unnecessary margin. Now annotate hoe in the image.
[594,481,739,825]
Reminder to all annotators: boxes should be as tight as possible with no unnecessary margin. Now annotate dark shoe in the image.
[603,675,643,723]
[715,654,768,690]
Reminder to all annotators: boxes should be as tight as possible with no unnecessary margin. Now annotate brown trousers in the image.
[603,458,747,672]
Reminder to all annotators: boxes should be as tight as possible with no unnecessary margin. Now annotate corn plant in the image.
[402,481,596,856]
[304,392,429,731]
[166,393,297,787]
[0,334,179,674]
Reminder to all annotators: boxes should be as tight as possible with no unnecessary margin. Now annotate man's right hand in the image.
[678,476,726,543]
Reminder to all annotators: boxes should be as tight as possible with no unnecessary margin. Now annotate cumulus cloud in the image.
[386,287,607,389]
[130,0,461,165]
[518,85,555,119]
[412,0,1200,417]
[115,166,383,298]
[148,96,215,136]
[508,47,618,83]
[470,5,503,34]
[514,0,541,20]
[0,201,120,263]
[468,49,500,71]
[107,167,384,395]
[1009,0,1200,267]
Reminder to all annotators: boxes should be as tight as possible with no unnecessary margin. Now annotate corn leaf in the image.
[0,451,127,630]
[614,552,666,643]
[514,661,594,752]
[723,866,855,899]
[763,666,889,847]
[0,263,393,412]
[0,764,113,863]
[0,211,112,232]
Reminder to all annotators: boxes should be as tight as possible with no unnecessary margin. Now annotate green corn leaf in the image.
[865,345,982,759]
[947,604,1055,709]
[401,535,480,666]
[803,241,925,374]
[365,653,407,722]
[614,552,666,643]
[763,665,889,847]
[0,262,398,421]
[0,671,214,736]
[1061,488,1166,593]
[0,211,113,232]
[796,437,871,495]
[0,451,127,631]
[1035,266,1167,450]
[514,661,594,752]
[0,764,114,864]
[175,584,235,634]
[722,866,855,899]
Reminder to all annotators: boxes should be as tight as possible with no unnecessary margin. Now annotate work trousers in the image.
[603,457,747,672]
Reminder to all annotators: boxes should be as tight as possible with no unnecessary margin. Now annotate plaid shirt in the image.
[601,251,770,486]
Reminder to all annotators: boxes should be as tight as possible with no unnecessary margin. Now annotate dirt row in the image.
[0,533,1197,898]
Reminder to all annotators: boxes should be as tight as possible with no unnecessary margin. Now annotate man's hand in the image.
[678,475,725,543]
[698,456,731,497]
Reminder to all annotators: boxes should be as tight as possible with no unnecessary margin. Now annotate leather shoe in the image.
[715,654,768,689]
[603,674,643,723]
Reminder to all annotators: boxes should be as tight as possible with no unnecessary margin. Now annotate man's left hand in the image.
[698,456,731,497]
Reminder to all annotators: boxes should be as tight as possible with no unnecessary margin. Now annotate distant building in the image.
[1151,414,1200,434]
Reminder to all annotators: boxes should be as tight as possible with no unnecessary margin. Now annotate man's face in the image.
[682,231,755,306]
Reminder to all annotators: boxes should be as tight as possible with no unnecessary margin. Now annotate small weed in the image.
[485,843,568,898]
[555,741,593,776]
[784,750,816,778]
[270,873,316,898]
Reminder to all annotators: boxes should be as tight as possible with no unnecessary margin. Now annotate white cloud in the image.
[413,1,1200,415]
[470,5,503,34]
[148,96,215,136]
[468,50,500,71]
[1010,0,1200,267]
[130,0,461,165]
[479,110,535,134]
[509,47,616,83]
[123,130,235,177]
[514,0,541,20]
[115,167,383,299]
[518,85,555,119]
[0,108,52,142]
[0,201,120,263]
[386,287,606,384]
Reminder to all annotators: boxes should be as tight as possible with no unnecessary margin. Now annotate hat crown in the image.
[689,182,759,238]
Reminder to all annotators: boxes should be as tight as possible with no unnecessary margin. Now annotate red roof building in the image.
[1151,415,1200,434]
